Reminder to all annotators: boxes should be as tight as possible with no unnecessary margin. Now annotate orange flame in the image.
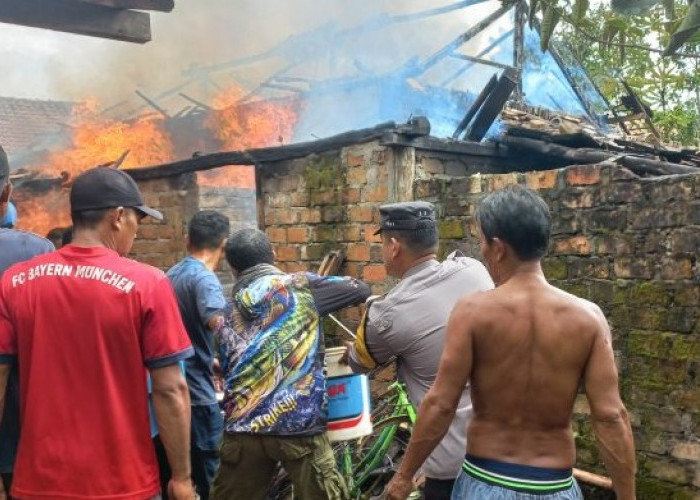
[199,83,298,187]
[15,85,299,234]
[14,190,71,240]
[42,102,173,178]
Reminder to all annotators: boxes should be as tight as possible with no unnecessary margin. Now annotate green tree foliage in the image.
[525,0,700,145]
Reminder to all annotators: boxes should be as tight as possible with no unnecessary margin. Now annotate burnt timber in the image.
[124,118,699,182]
[0,0,174,43]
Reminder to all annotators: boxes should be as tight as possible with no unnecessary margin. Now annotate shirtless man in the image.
[387,185,636,500]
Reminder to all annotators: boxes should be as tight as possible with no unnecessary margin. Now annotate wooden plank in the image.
[416,3,513,75]
[573,468,613,490]
[126,121,397,181]
[452,73,499,139]
[465,67,518,141]
[449,54,513,71]
[255,165,265,230]
[0,0,151,43]
[501,135,700,176]
[77,0,174,12]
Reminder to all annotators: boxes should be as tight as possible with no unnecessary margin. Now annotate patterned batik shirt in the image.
[218,270,370,436]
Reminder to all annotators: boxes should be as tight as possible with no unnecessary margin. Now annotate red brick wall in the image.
[259,144,400,329]
[132,174,199,269]
[414,164,700,498]
[258,145,699,498]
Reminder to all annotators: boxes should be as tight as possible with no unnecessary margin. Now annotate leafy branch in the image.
[527,0,700,57]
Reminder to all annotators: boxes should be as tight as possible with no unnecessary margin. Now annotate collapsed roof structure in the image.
[120,0,698,178]
[7,0,700,188]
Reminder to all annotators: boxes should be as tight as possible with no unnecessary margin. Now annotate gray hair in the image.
[475,185,551,261]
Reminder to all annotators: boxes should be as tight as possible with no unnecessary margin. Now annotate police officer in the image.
[346,201,494,499]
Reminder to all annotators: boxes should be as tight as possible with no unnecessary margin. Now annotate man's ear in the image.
[110,207,126,228]
[492,237,507,262]
[390,236,401,260]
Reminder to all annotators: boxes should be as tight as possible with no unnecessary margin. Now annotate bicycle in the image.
[267,373,418,499]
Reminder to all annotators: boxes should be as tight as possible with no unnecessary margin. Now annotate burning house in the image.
[3,1,699,496]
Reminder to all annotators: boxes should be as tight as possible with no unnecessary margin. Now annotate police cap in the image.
[374,201,436,235]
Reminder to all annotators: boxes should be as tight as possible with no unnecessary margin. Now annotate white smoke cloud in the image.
[0,0,504,104]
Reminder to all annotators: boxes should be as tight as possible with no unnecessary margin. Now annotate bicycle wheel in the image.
[344,384,414,499]
[345,415,412,499]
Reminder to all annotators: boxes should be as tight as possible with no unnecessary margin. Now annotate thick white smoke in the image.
[0,0,504,110]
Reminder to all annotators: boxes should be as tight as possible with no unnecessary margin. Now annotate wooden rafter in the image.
[0,0,151,43]
[76,0,174,12]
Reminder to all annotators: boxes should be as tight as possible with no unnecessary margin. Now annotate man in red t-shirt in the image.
[0,167,195,500]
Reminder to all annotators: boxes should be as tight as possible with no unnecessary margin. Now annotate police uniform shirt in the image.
[348,251,494,480]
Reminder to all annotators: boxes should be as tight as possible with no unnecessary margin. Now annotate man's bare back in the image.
[386,186,635,500]
[463,274,604,469]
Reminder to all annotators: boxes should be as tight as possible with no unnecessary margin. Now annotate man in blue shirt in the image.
[0,145,54,499]
[167,210,230,500]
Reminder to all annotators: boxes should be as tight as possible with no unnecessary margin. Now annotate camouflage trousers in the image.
[210,432,347,500]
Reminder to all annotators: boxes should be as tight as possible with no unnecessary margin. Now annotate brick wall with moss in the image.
[132,171,257,287]
[258,141,399,334]
[257,143,699,497]
[414,164,700,499]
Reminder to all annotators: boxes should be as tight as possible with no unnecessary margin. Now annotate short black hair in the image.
[475,185,551,261]
[71,208,111,230]
[61,227,73,246]
[384,224,439,255]
[225,228,275,273]
[188,210,230,250]
[46,227,68,245]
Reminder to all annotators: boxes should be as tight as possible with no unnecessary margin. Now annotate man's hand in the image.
[386,471,414,500]
[0,477,7,500]
[167,477,195,500]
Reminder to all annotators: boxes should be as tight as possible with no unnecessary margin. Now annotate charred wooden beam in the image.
[416,2,514,76]
[501,135,699,176]
[452,73,498,139]
[255,165,265,230]
[0,0,151,43]
[512,0,525,98]
[134,90,170,118]
[76,0,174,12]
[448,54,513,71]
[178,93,212,111]
[127,121,398,180]
[440,29,512,86]
[465,67,517,142]
[621,80,661,139]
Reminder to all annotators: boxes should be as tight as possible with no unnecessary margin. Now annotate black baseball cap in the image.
[374,201,436,235]
[70,167,163,220]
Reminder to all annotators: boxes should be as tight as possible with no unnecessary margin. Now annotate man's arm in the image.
[583,307,636,500]
[386,297,476,500]
[308,274,371,315]
[346,297,397,373]
[195,275,226,334]
[150,363,193,497]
